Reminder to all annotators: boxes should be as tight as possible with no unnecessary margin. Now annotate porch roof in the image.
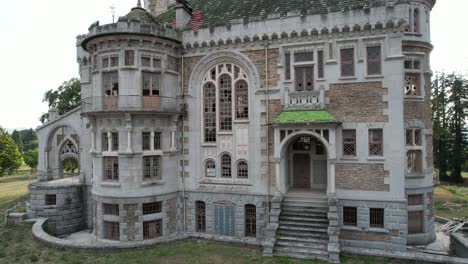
[272,110,338,125]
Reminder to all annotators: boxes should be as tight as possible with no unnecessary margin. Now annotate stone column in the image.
[126,128,132,153]
[107,132,112,152]
[90,127,96,153]
[330,160,336,195]
[150,131,155,151]
[170,129,176,151]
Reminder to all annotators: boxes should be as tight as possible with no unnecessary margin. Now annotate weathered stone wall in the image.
[242,49,279,89]
[335,163,389,191]
[165,198,178,234]
[123,204,138,241]
[328,82,388,123]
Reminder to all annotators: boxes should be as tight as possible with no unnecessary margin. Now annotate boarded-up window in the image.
[143,202,162,215]
[143,220,162,239]
[103,203,119,216]
[369,129,383,156]
[245,204,256,237]
[370,208,384,228]
[203,82,216,142]
[343,207,357,226]
[408,194,423,206]
[104,221,119,240]
[214,204,235,236]
[196,201,206,232]
[408,211,423,234]
[343,130,356,156]
[205,160,216,177]
[340,48,355,77]
[45,194,56,206]
[104,157,119,181]
[143,156,161,181]
[367,46,382,75]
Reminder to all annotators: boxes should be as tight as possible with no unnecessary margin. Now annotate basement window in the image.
[103,203,119,216]
[104,221,119,240]
[196,201,206,232]
[143,220,162,239]
[45,195,56,206]
[369,208,384,228]
[343,207,357,226]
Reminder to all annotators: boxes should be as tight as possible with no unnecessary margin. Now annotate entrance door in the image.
[293,153,311,188]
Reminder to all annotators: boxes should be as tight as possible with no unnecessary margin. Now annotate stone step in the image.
[282,201,329,208]
[276,240,328,250]
[283,197,328,203]
[281,211,328,219]
[279,220,328,228]
[278,225,328,233]
[277,236,329,244]
[278,230,329,239]
[274,246,329,258]
[274,251,329,262]
[281,204,329,211]
[279,215,329,223]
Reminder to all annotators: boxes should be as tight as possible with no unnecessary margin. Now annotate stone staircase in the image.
[274,191,330,261]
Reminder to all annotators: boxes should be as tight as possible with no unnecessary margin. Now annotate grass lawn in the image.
[434,184,468,219]
[0,170,34,220]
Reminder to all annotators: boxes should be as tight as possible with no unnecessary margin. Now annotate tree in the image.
[23,149,38,171]
[11,130,23,153]
[20,128,38,152]
[432,74,450,180]
[0,128,23,176]
[40,78,81,123]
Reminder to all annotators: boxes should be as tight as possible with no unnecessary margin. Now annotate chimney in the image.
[175,0,192,28]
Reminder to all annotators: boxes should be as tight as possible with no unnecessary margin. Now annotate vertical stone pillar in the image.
[125,114,133,153]
[150,131,155,151]
[330,160,336,195]
[107,132,112,152]
[90,127,96,153]
[327,194,340,263]
[170,130,176,151]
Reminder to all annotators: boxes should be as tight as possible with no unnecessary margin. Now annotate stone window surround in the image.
[406,191,432,236]
[404,121,429,178]
[282,47,324,87]
[100,52,120,71]
[403,53,425,99]
[201,155,250,182]
[338,123,386,161]
[139,52,163,70]
[236,159,249,179]
[101,130,120,153]
[365,44,383,77]
[141,129,164,153]
[339,204,391,234]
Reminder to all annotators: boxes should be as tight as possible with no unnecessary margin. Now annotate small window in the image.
[205,160,216,177]
[110,56,119,67]
[221,154,232,178]
[406,129,422,146]
[369,208,384,228]
[245,204,256,237]
[295,66,314,91]
[143,202,162,215]
[142,132,151,151]
[143,220,162,239]
[104,157,119,181]
[102,57,109,68]
[317,50,324,79]
[125,50,134,66]
[45,194,56,206]
[413,8,420,33]
[367,46,382,75]
[328,43,334,60]
[340,48,355,77]
[142,72,160,96]
[104,221,119,240]
[237,161,248,179]
[103,72,119,96]
[405,73,420,96]
[343,130,356,156]
[343,207,357,226]
[196,201,206,232]
[141,55,151,67]
[407,150,422,175]
[143,156,161,181]
[102,132,109,152]
[285,53,291,80]
[294,51,314,62]
[154,132,161,150]
[369,129,383,156]
[408,211,423,234]
[103,203,119,216]
[153,58,162,68]
[111,132,119,151]
[235,80,249,119]
[408,194,423,206]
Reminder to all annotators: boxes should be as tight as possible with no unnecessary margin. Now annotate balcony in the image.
[284,86,326,110]
[81,96,182,114]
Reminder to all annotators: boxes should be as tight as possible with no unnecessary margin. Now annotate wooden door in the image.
[293,153,311,188]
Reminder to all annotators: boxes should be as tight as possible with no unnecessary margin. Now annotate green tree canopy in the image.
[11,130,23,153]
[0,128,23,176]
[40,78,81,124]
[20,128,38,152]
[23,149,38,171]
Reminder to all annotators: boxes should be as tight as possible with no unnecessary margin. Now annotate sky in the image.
[0,0,467,130]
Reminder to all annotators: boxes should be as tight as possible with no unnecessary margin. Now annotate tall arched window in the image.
[237,161,248,179]
[201,64,249,143]
[205,160,216,177]
[235,80,248,119]
[413,8,420,33]
[245,204,256,237]
[221,154,232,178]
[204,83,216,142]
[195,201,206,232]
[219,74,232,131]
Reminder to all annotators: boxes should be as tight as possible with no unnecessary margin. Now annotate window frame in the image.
[111,132,119,151]
[366,45,382,76]
[143,219,162,239]
[342,129,356,157]
[45,194,57,206]
[103,203,119,216]
[340,48,355,77]
[195,201,206,233]
[143,202,162,215]
[104,221,120,240]
[103,156,119,181]
[408,210,423,234]
[369,208,384,228]
[237,160,248,179]
[294,65,315,91]
[245,204,256,237]
[102,71,119,96]
[143,155,162,181]
[221,154,232,178]
[205,160,216,178]
[124,50,135,66]
[368,129,383,157]
[343,207,357,226]
[142,72,161,97]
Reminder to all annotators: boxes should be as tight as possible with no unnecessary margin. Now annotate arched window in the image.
[205,160,216,177]
[204,83,216,142]
[219,74,232,131]
[235,80,248,119]
[195,201,206,232]
[237,161,248,179]
[245,204,256,237]
[413,8,420,33]
[221,154,232,178]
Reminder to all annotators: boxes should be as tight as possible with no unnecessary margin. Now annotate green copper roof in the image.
[274,110,336,124]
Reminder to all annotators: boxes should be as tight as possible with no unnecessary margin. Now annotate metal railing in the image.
[284,86,326,110]
[81,96,182,114]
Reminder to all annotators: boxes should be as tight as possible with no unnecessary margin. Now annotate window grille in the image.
[235,80,249,119]
[237,161,248,179]
[104,157,119,181]
[367,46,382,75]
[408,194,423,206]
[285,53,291,80]
[110,56,119,67]
[111,132,119,151]
[196,201,206,232]
[343,130,356,156]
[205,160,216,177]
[293,136,311,151]
[153,58,162,68]
[221,154,232,178]
[103,72,119,96]
[405,73,420,96]
[340,48,355,77]
[143,220,162,239]
[203,83,216,142]
[45,194,56,206]
[407,150,422,175]
[219,74,233,131]
[318,50,324,78]
[143,156,161,181]
[143,202,162,215]
[124,50,134,66]
[294,51,314,62]
[142,72,160,96]
[154,132,161,150]
[369,208,384,228]
[102,133,109,151]
[245,204,256,237]
[414,129,422,145]
[104,221,119,240]
[142,132,151,151]
[103,203,119,216]
[343,207,357,226]
[141,55,151,67]
[406,129,422,146]
[369,129,383,156]
[295,66,314,91]
[408,211,423,234]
